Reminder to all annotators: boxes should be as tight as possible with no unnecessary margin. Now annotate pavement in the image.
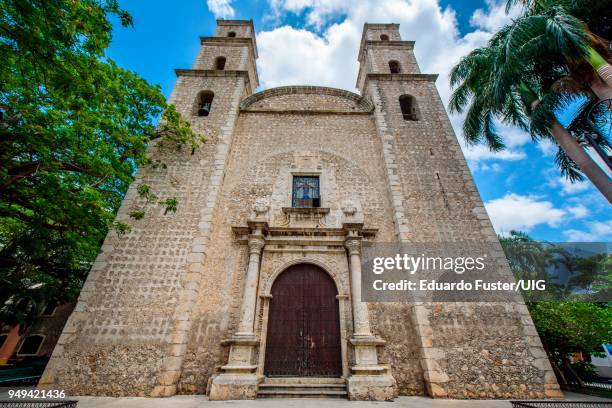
[69,392,610,408]
[0,389,610,407]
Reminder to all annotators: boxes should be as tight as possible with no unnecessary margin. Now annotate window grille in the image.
[292,176,320,208]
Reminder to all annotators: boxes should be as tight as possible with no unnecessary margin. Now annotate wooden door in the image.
[264,264,342,377]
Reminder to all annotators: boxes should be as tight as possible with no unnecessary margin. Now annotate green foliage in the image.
[128,209,146,220]
[566,253,612,296]
[160,197,178,215]
[0,0,202,326]
[529,301,611,360]
[500,231,612,385]
[500,230,558,281]
[449,0,610,182]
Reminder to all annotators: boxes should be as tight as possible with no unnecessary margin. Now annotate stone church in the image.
[40,20,562,400]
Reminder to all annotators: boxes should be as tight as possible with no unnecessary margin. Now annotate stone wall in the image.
[40,64,250,397]
[194,44,248,71]
[359,23,560,398]
[177,85,428,392]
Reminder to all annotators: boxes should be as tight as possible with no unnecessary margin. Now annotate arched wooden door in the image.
[264,264,342,377]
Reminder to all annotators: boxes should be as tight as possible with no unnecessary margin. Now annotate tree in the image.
[0,0,203,328]
[499,231,567,292]
[529,301,611,387]
[449,23,612,201]
[500,231,612,388]
[504,0,612,98]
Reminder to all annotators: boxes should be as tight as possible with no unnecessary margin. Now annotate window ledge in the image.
[282,207,330,214]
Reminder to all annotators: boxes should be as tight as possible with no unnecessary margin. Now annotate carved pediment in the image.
[276,207,336,228]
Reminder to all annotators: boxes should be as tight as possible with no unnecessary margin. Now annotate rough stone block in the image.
[347,375,397,401]
[208,373,259,400]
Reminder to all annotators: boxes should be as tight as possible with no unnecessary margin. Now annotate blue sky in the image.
[106,0,611,242]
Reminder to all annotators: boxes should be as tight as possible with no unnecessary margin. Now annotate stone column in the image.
[345,236,372,337]
[209,205,268,400]
[236,230,265,336]
[344,224,397,401]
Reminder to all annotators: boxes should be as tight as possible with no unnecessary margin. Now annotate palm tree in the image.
[449,26,612,202]
[504,0,612,99]
[500,231,554,282]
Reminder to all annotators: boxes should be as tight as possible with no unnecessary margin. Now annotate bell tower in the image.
[357,22,560,399]
[356,23,421,92]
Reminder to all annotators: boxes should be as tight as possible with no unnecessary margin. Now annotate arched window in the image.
[227,31,236,37]
[196,91,214,117]
[380,34,389,41]
[399,95,418,121]
[215,56,226,70]
[389,60,401,74]
[17,335,44,355]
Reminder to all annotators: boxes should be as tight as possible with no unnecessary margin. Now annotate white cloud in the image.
[484,193,566,234]
[470,0,521,32]
[257,23,360,90]
[268,0,352,27]
[461,125,531,162]
[257,0,529,163]
[207,0,235,18]
[566,204,589,219]
[557,177,591,195]
[564,221,612,242]
[477,162,503,173]
[463,144,526,162]
[537,139,556,156]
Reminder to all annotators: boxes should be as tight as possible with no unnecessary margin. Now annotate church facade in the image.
[40,20,562,400]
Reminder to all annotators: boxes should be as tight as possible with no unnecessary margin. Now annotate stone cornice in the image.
[174,69,253,93]
[239,85,374,113]
[231,226,378,245]
[217,19,254,26]
[240,109,371,116]
[367,40,414,48]
[364,73,438,83]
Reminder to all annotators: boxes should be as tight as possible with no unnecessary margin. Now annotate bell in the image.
[198,104,210,117]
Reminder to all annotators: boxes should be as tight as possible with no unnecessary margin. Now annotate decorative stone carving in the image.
[341,199,364,224]
[251,198,269,221]
[342,199,357,217]
[280,207,331,228]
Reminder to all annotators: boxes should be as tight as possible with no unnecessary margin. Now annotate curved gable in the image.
[240,86,373,113]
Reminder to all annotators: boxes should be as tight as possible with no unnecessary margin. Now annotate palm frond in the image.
[483,110,506,151]
[502,89,530,131]
[449,48,489,87]
[463,98,486,145]
[449,82,473,114]
[543,6,592,60]
[555,145,585,181]
[530,90,577,139]
[505,0,534,15]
